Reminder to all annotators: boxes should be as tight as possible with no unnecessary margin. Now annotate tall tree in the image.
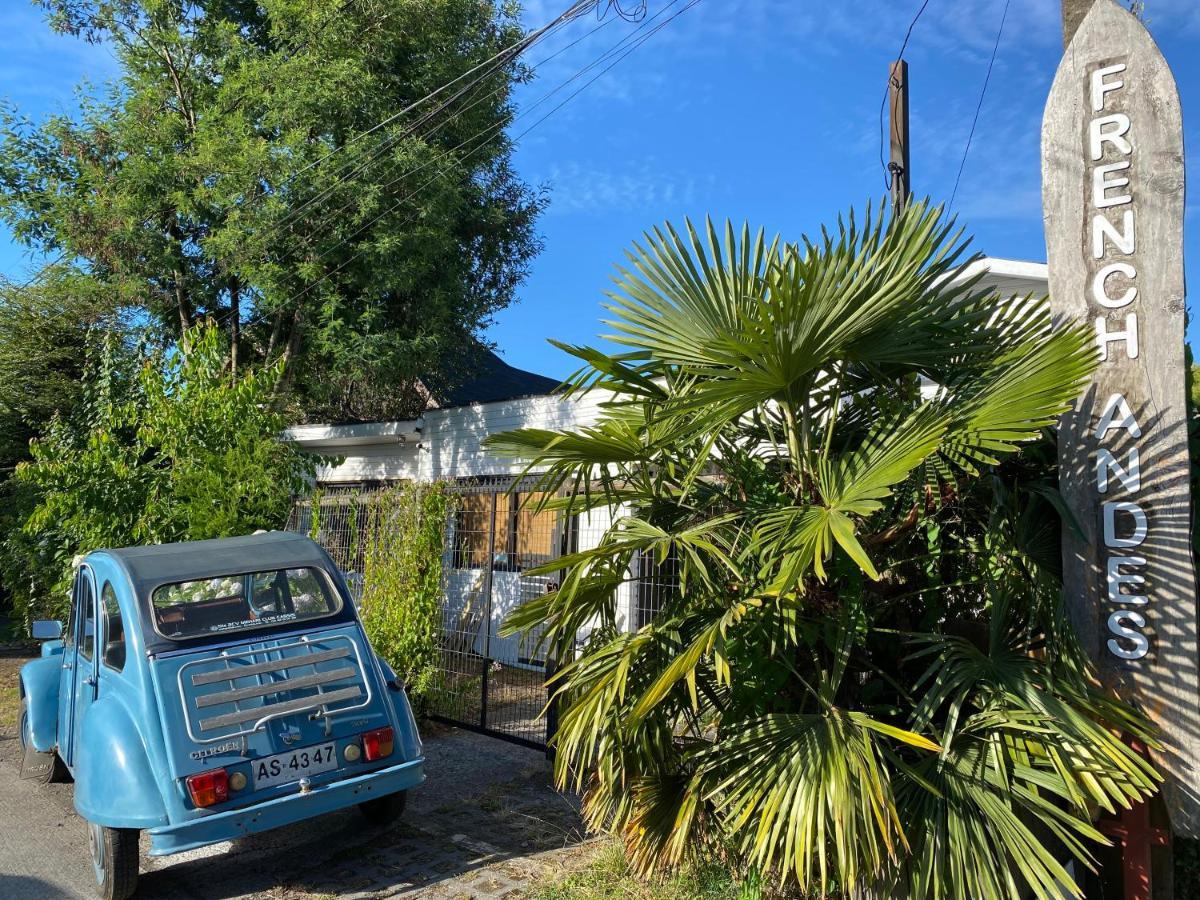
[0,0,544,422]
[0,269,116,472]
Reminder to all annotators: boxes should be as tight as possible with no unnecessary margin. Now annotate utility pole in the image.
[1061,0,1097,46]
[888,60,911,211]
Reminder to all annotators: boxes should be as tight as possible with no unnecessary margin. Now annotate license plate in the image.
[252,742,338,790]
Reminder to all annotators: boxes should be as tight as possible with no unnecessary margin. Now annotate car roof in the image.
[100,532,334,596]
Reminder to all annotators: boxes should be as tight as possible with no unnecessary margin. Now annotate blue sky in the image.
[2,0,1198,380]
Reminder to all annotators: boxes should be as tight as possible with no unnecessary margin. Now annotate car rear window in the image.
[151,567,341,640]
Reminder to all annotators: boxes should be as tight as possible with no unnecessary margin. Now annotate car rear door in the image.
[62,566,99,767]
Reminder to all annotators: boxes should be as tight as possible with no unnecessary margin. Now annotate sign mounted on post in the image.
[1042,0,1198,834]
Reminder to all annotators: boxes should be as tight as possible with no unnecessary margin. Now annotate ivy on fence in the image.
[303,483,456,707]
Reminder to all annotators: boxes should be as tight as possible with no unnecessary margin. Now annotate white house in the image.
[283,258,1050,667]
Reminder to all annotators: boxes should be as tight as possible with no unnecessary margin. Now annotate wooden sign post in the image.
[1042,0,1198,836]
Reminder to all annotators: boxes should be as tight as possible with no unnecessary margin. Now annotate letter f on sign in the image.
[1092,63,1127,112]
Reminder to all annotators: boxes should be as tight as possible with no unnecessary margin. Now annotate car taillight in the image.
[186,768,229,807]
[362,726,394,761]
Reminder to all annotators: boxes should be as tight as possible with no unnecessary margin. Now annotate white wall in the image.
[314,440,421,483]
[418,390,610,481]
[301,259,1048,486]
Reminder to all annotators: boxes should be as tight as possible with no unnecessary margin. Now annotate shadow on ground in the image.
[0,648,590,900]
[139,728,588,899]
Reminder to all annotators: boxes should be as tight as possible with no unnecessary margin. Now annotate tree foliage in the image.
[8,321,318,623]
[0,271,118,472]
[489,201,1160,898]
[1,0,543,422]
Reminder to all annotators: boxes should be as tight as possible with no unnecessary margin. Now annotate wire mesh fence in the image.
[289,477,678,751]
[290,478,567,750]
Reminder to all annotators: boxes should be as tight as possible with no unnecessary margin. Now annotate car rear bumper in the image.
[147,756,425,856]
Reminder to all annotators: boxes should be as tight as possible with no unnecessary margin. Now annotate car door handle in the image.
[83,676,96,687]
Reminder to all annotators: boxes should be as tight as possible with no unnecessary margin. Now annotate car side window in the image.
[63,585,76,650]
[79,572,95,662]
[102,582,125,672]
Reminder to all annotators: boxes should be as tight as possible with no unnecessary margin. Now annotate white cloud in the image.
[537,158,714,214]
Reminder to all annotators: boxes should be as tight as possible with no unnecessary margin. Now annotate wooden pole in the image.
[1048,0,1189,895]
[1061,0,1098,46]
[888,60,910,211]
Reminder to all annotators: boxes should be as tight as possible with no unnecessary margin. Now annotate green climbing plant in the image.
[353,483,456,704]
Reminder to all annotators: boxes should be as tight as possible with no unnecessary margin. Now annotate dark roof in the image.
[103,532,333,597]
[431,349,561,408]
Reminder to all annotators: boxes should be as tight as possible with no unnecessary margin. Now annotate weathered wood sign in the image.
[1042,0,1198,835]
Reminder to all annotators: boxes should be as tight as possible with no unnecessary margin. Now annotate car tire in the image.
[88,822,139,900]
[358,790,407,825]
[19,696,66,784]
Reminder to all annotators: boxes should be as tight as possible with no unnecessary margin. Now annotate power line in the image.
[5,0,593,296]
[272,2,663,259]
[266,9,593,240]
[949,0,1010,210]
[2,251,67,292]
[276,1,598,194]
[878,0,934,190]
[242,0,701,331]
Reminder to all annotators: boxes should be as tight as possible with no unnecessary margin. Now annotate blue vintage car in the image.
[18,532,425,900]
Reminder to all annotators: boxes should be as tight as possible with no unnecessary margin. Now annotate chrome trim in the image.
[195,665,358,708]
[190,647,351,686]
[199,685,363,731]
[176,634,373,745]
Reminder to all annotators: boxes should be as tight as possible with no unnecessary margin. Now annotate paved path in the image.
[0,724,590,899]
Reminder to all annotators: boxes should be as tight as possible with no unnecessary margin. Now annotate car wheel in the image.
[358,790,407,825]
[88,822,139,900]
[19,696,65,784]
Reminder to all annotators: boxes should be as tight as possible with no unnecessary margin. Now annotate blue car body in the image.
[20,532,425,858]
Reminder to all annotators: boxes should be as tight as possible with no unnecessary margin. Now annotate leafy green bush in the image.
[5,321,317,625]
[337,483,454,703]
[490,202,1160,899]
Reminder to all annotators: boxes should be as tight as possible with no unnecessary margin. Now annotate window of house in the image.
[102,582,125,672]
[453,493,494,569]
[507,492,556,571]
[452,491,557,572]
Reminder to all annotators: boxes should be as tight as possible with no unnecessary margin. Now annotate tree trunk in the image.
[229,279,240,380]
[1060,0,1098,46]
[174,270,191,333]
[276,309,303,394]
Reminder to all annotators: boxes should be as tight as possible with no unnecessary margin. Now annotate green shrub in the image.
[5,321,318,626]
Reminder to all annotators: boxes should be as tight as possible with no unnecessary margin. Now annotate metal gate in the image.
[289,478,567,752]
[433,477,566,750]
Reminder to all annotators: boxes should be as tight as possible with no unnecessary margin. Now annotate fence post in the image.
[479,490,499,730]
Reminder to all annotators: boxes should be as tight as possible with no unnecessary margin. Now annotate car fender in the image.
[373,655,422,759]
[73,695,169,829]
[18,657,61,753]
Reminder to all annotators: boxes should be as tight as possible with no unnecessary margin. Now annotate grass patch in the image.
[529,841,753,900]
[0,653,28,737]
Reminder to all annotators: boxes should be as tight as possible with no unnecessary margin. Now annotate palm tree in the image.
[488,201,1159,899]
